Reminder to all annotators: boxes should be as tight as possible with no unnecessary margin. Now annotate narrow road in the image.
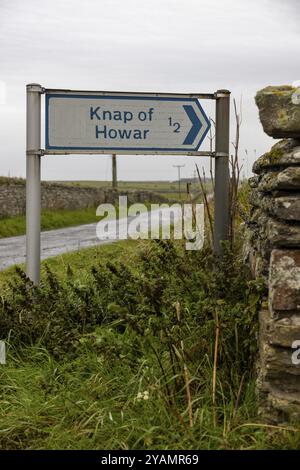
[0,207,183,271]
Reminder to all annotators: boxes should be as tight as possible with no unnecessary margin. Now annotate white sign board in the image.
[45,92,210,153]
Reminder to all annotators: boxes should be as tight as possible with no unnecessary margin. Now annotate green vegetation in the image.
[0,207,101,238]
[59,179,209,202]
[1,181,298,449]
[0,178,203,239]
[266,147,284,164]
[0,200,153,239]
[61,179,182,191]
[0,240,138,287]
[0,176,25,185]
[1,237,300,449]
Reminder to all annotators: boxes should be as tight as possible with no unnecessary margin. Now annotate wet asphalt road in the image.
[0,207,183,270]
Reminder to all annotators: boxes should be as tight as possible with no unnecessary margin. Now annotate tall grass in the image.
[1,341,299,449]
[2,237,298,449]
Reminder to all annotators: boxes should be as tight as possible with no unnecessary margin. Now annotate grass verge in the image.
[1,238,300,449]
[0,207,100,239]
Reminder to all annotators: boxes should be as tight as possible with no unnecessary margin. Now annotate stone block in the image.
[255,86,300,138]
[258,387,300,423]
[263,195,300,221]
[260,308,300,349]
[253,139,300,174]
[249,187,264,208]
[266,218,300,248]
[248,176,260,188]
[269,249,300,315]
[258,167,300,192]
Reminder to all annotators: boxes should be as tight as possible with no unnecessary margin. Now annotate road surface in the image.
[0,207,184,271]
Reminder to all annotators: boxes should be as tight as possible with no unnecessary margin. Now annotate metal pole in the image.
[214,89,230,257]
[173,164,185,200]
[112,154,117,189]
[26,84,42,284]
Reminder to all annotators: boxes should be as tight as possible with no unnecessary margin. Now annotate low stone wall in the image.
[245,85,300,423]
[0,178,167,218]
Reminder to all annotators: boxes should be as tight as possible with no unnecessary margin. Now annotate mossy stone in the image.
[256,86,300,138]
[252,139,300,174]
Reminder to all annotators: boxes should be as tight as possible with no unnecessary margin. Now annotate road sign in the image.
[26,84,230,285]
[45,92,210,153]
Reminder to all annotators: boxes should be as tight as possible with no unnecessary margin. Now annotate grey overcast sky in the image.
[0,0,299,181]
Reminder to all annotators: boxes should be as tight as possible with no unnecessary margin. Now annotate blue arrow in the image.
[182,105,202,145]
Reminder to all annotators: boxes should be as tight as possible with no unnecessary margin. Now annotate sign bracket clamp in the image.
[26,149,45,156]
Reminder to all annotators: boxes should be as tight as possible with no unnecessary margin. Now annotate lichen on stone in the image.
[255,86,300,138]
[253,140,300,174]
[256,85,296,102]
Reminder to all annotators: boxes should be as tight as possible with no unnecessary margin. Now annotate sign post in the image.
[214,90,230,256]
[112,154,117,189]
[25,85,230,285]
[26,84,42,285]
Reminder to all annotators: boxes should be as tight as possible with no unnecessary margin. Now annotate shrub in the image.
[0,240,263,383]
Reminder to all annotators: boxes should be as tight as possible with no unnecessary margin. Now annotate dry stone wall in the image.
[0,178,166,218]
[245,85,300,423]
